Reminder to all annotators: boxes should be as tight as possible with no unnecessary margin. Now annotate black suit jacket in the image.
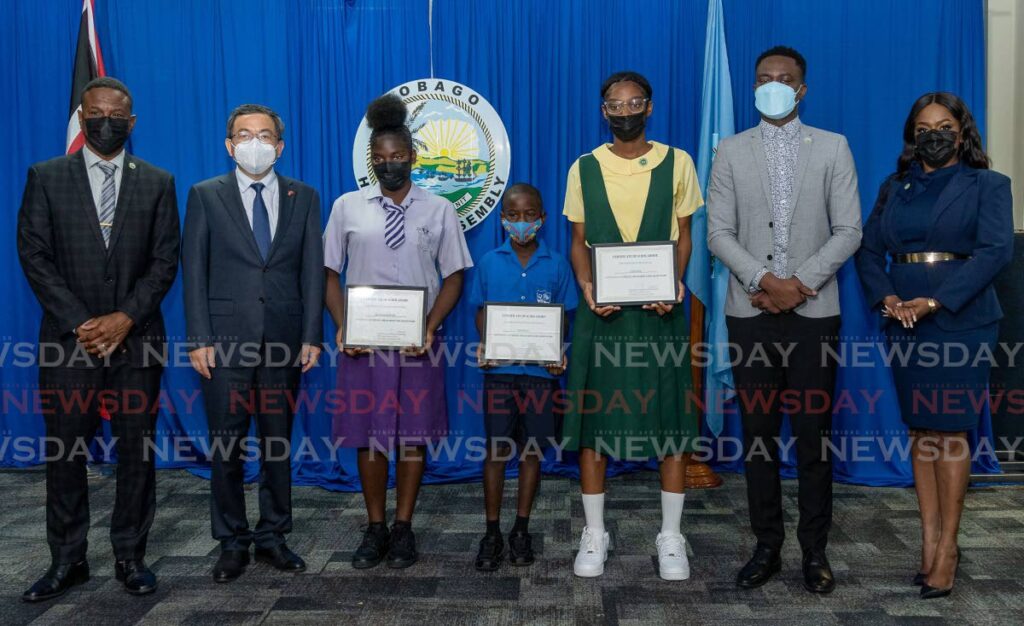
[17,150,180,369]
[182,171,324,368]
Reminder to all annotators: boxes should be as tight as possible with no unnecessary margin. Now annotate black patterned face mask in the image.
[915,129,958,168]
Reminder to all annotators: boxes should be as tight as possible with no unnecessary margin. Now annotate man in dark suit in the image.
[182,104,323,582]
[17,77,180,601]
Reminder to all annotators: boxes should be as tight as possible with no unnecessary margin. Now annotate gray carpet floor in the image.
[1,468,1022,625]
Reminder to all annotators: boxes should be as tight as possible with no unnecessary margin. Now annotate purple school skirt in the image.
[331,344,448,449]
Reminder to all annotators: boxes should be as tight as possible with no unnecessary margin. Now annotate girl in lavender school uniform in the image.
[323,94,473,569]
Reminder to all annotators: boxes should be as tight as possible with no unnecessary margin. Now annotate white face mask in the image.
[233,138,278,176]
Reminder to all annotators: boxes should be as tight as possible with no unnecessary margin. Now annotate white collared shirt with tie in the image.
[235,167,280,239]
[82,145,125,223]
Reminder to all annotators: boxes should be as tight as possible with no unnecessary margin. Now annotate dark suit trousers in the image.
[203,364,299,551]
[726,313,840,554]
[40,355,161,564]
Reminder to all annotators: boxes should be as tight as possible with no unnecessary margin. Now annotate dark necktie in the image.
[251,182,271,261]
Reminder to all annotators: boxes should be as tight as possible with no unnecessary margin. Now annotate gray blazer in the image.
[706,124,862,318]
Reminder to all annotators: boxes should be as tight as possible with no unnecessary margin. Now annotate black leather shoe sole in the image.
[509,553,535,566]
[920,584,952,599]
[352,554,384,569]
[736,559,782,589]
[387,554,418,569]
[124,580,157,596]
[475,551,503,572]
[255,552,307,573]
[212,569,244,583]
[803,577,836,594]
[21,570,90,603]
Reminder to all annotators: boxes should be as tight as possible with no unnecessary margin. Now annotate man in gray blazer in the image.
[707,46,861,595]
[182,104,323,583]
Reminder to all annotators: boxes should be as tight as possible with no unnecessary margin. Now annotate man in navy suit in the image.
[182,104,323,582]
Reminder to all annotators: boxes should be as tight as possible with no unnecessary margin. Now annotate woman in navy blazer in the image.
[857,92,1014,599]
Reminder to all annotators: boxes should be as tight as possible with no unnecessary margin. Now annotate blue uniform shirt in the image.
[469,238,578,379]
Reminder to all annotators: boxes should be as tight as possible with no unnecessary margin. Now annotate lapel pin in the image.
[904,183,911,190]
[803,136,812,143]
[288,189,296,197]
[128,162,136,170]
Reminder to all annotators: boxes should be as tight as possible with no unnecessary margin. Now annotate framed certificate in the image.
[343,285,427,349]
[591,241,678,306]
[482,303,565,365]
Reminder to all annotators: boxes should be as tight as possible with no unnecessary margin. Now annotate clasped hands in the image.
[881,295,940,329]
[75,311,133,358]
[750,274,816,313]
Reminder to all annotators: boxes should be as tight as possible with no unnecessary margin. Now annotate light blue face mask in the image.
[754,81,802,120]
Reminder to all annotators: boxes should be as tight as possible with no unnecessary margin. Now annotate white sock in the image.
[581,493,605,534]
[661,490,685,536]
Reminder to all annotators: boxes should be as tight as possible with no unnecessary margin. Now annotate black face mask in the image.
[373,160,412,191]
[84,116,131,155]
[915,129,958,169]
[607,112,647,141]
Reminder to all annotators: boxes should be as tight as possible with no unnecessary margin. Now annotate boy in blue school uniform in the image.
[469,183,577,571]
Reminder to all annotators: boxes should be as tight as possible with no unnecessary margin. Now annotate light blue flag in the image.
[688,0,735,436]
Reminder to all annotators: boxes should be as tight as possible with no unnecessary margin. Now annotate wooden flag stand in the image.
[687,296,723,489]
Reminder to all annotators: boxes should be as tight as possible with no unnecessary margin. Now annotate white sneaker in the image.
[656,532,690,581]
[573,526,610,577]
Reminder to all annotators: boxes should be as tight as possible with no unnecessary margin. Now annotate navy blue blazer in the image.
[181,171,324,368]
[856,165,1014,331]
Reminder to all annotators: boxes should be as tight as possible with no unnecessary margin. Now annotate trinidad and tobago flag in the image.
[66,0,106,154]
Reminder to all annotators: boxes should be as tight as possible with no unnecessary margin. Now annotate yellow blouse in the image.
[562,141,702,243]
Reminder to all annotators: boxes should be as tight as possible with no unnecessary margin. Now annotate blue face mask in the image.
[501,218,543,244]
[754,81,801,120]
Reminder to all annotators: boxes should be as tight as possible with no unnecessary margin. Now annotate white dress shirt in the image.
[235,167,279,239]
[82,146,125,214]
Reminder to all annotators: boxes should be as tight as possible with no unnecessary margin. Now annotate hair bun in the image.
[366,93,408,131]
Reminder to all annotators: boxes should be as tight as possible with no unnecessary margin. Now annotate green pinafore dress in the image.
[563,148,697,459]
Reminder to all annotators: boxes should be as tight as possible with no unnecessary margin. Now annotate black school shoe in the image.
[21,561,90,602]
[475,533,504,572]
[387,523,418,569]
[352,523,390,569]
[508,531,535,566]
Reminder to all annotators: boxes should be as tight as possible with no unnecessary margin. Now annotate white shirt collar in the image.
[235,167,278,193]
[82,145,127,172]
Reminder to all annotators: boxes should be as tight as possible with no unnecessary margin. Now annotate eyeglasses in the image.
[602,97,649,115]
[231,130,279,144]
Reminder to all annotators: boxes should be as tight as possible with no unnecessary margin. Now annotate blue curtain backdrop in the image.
[0,0,991,489]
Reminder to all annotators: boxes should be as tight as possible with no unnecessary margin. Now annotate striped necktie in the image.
[383,200,406,249]
[96,161,117,247]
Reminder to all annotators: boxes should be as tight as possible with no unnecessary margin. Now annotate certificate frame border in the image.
[481,302,565,366]
[342,285,428,350]
[590,241,679,307]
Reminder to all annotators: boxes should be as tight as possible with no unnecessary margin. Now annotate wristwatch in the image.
[926,298,937,311]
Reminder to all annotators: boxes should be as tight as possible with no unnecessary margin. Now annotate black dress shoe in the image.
[920,549,960,599]
[212,549,250,583]
[475,533,504,572]
[352,523,390,569]
[508,531,535,566]
[914,547,960,587]
[255,545,306,572]
[115,559,157,595]
[21,561,90,603]
[802,551,836,594]
[387,522,418,569]
[736,545,781,589]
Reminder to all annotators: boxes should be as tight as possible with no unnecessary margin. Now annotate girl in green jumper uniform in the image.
[562,72,702,581]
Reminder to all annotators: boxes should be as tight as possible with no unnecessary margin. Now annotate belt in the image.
[892,252,971,264]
